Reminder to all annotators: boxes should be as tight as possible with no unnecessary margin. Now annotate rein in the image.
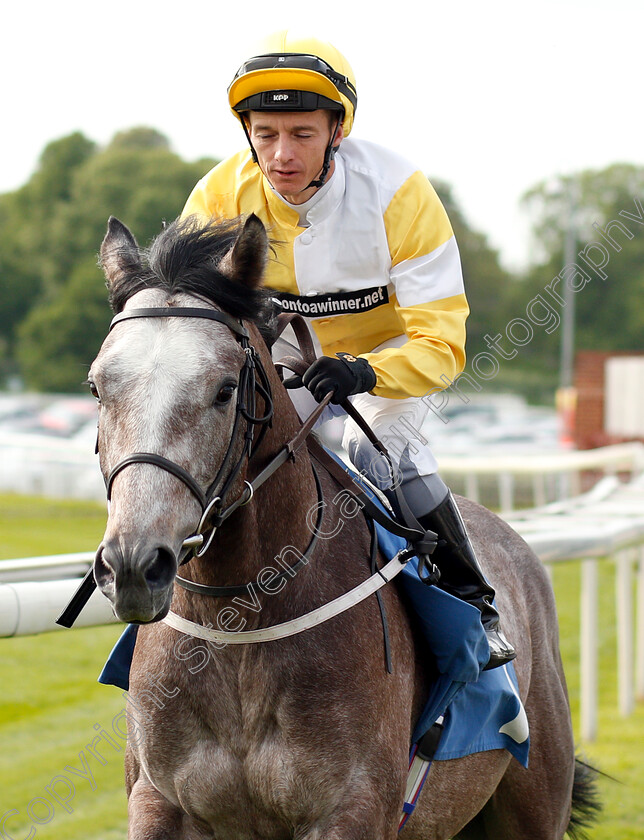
[56,305,331,628]
[159,313,439,646]
[57,306,438,641]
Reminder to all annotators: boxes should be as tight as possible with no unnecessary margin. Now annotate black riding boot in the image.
[418,491,516,670]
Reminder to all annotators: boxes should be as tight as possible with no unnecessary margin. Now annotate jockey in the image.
[182,31,515,670]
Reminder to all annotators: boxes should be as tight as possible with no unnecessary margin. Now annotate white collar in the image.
[270,154,345,227]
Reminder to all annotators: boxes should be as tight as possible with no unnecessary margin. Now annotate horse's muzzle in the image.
[94,539,177,623]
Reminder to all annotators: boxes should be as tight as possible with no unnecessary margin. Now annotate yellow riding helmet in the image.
[228,31,357,136]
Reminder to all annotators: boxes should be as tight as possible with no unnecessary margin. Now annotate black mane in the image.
[106,216,276,342]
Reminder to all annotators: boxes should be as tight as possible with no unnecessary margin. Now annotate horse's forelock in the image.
[108,217,276,343]
[148,217,240,290]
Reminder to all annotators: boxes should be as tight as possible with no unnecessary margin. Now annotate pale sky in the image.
[2,0,641,270]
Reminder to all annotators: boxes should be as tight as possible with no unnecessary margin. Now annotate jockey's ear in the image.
[219,213,268,289]
[100,217,142,297]
[333,118,344,147]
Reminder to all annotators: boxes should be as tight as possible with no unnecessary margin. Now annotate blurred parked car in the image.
[0,395,97,438]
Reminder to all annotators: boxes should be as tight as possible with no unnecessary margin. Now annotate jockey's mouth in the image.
[271,168,301,179]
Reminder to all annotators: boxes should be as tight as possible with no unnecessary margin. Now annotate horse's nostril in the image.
[94,548,114,589]
[144,548,176,591]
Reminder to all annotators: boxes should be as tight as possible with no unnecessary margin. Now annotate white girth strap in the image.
[162,552,408,644]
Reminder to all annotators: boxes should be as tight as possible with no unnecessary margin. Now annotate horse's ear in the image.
[220,214,268,288]
[100,217,142,298]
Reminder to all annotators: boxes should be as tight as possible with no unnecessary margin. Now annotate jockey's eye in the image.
[215,382,236,406]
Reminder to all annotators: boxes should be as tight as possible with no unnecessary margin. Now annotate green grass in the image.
[0,494,128,839]
[0,493,107,558]
[0,624,128,839]
[1,493,643,838]
[551,562,644,839]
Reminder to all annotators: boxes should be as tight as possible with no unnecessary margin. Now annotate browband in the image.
[110,307,249,338]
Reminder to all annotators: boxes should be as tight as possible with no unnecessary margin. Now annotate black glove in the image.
[284,353,377,404]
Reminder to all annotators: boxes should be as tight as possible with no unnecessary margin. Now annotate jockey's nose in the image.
[273,133,295,164]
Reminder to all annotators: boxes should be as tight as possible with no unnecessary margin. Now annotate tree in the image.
[108,127,171,151]
[523,164,644,261]
[1,128,217,391]
[520,164,644,356]
[3,148,517,393]
[38,127,215,298]
[0,133,97,359]
[16,256,112,392]
[27,132,97,208]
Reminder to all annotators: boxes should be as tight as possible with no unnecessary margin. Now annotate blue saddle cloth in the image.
[373,521,529,767]
[99,468,529,768]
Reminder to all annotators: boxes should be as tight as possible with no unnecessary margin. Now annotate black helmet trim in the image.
[233,90,345,114]
[230,53,357,111]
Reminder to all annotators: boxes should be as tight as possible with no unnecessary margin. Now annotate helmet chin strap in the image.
[304,116,341,190]
[240,117,260,165]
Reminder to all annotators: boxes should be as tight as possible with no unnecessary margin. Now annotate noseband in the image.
[104,306,274,560]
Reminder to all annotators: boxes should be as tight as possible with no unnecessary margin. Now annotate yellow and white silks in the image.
[182,138,469,480]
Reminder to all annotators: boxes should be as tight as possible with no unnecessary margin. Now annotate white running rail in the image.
[2,457,644,742]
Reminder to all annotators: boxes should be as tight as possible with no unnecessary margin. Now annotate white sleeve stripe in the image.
[391,236,465,308]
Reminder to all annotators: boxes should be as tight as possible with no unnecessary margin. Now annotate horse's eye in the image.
[88,380,101,403]
[215,383,236,406]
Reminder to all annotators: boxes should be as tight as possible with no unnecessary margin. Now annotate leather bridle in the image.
[104,307,275,560]
[105,307,439,580]
[56,305,437,629]
[103,305,334,599]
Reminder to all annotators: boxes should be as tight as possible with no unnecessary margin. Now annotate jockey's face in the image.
[247,110,343,204]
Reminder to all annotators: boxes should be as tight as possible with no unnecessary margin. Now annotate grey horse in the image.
[90,214,599,839]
